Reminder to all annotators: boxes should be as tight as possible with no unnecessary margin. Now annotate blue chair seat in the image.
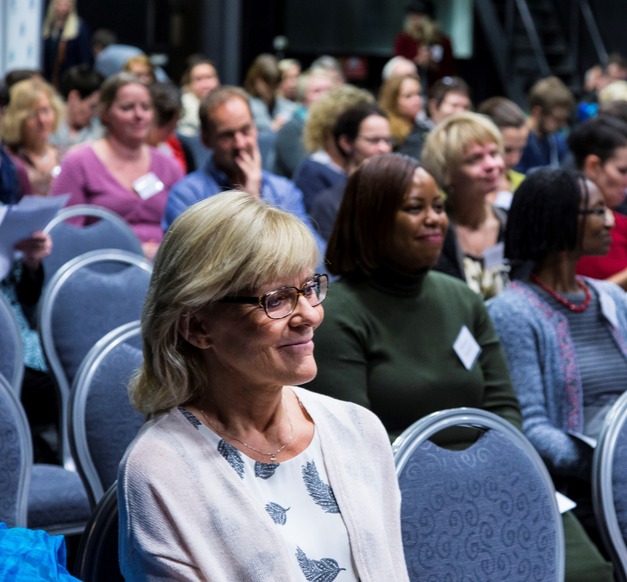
[29,464,92,534]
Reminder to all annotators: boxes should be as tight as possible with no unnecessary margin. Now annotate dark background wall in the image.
[73,0,627,98]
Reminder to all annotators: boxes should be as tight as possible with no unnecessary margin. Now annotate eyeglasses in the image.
[220,274,328,319]
[579,206,610,218]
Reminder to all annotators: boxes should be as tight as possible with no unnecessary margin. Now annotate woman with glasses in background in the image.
[488,167,625,575]
[118,191,409,581]
[569,115,627,289]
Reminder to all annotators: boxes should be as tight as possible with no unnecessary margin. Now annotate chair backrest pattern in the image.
[43,204,143,286]
[395,408,564,582]
[0,373,32,528]
[39,250,152,470]
[592,391,627,579]
[70,322,145,504]
[0,292,24,395]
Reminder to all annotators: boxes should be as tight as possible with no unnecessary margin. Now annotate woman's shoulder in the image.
[121,408,194,473]
[293,387,387,435]
[148,147,185,180]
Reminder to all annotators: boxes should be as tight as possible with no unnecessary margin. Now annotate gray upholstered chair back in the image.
[0,372,91,535]
[0,372,31,528]
[0,292,24,395]
[43,204,143,286]
[393,407,565,582]
[69,321,145,506]
[39,250,152,471]
[74,482,123,582]
[592,391,627,581]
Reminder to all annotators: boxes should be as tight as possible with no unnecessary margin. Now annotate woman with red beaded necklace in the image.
[488,167,627,562]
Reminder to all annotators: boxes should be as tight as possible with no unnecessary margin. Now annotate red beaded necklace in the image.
[531,273,592,313]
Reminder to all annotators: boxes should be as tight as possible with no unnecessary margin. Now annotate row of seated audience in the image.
[1,39,627,579]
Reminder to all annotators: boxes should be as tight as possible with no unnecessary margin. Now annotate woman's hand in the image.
[14,230,52,271]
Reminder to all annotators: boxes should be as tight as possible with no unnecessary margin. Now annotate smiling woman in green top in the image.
[307,152,520,440]
[306,152,615,581]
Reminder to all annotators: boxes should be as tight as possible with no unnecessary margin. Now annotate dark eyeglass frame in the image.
[220,274,328,319]
[578,207,609,218]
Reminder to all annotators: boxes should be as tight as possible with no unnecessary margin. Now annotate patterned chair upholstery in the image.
[74,482,123,582]
[394,407,564,582]
[0,372,91,534]
[69,321,145,506]
[0,291,24,395]
[43,204,144,286]
[592,391,627,581]
[39,250,152,471]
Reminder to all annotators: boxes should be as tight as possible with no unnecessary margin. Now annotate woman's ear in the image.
[178,311,212,349]
[583,154,602,181]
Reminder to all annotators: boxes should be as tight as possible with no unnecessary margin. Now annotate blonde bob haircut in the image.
[421,111,503,189]
[0,78,64,147]
[130,191,320,415]
[303,84,374,153]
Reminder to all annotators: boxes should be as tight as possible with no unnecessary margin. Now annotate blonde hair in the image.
[42,0,79,40]
[378,73,421,146]
[130,191,319,415]
[303,84,374,152]
[421,111,503,189]
[123,55,156,83]
[0,78,64,147]
[599,80,627,104]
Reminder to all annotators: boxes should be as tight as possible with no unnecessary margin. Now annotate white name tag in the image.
[453,325,481,370]
[556,491,577,514]
[482,242,505,270]
[133,172,164,200]
[599,291,619,329]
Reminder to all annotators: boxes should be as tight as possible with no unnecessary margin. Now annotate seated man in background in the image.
[163,86,322,249]
[51,64,104,152]
[515,75,574,173]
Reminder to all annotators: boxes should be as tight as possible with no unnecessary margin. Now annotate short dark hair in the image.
[60,64,104,99]
[326,153,419,276]
[568,115,627,169]
[506,167,588,263]
[428,76,470,109]
[332,102,387,159]
[478,96,526,129]
[150,82,182,127]
[180,54,217,86]
[198,85,251,137]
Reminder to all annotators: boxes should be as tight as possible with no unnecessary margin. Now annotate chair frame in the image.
[44,204,140,238]
[39,250,152,471]
[0,291,24,396]
[393,407,565,582]
[69,320,142,506]
[592,391,627,581]
[74,481,122,582]
[43,204,144,286]
[0,372,32,528]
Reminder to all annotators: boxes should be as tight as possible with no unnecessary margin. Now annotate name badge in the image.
[133,172,164,200]
[599,291,618,329]
[453,325,481,370]
[482,242,505,270]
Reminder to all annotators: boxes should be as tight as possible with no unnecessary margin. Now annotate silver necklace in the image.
[199,397,294,462]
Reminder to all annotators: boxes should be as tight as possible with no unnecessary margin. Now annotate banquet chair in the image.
[69,321,145,507]
[43,204,144,286]
[592,391,627,582]
[39,250,152,471]
[393,407,565,582]
[0,291,24,396]
[74,482,123,582]
[0,372,90,534]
